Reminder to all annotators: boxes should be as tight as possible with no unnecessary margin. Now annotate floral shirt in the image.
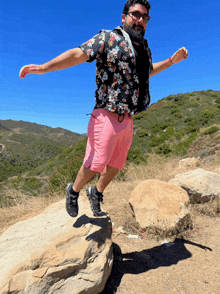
[79,26,153,116]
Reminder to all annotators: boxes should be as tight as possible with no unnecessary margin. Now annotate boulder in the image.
[178,157,201,169]
[169,168,220,203]
[0,194,113,294]
[129,179,191,234]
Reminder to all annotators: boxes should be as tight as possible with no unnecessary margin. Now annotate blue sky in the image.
[1,0,219,134]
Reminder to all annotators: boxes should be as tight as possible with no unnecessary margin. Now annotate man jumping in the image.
[20,0,188,217]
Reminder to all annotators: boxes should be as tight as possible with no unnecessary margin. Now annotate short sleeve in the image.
[79,30,106,63]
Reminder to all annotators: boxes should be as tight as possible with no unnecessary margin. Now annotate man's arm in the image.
[19,48,89,79]
[150,47,188,77]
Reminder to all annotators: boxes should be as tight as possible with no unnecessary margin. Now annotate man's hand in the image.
[171,47,188,64]
[19,64,45,79]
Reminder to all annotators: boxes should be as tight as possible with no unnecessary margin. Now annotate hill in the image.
[0,119,85,183]
[130,89,220,160]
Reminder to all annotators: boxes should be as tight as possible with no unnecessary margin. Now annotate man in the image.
[19,0,188,218]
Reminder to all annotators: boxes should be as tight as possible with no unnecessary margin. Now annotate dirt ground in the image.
[100,185,220,294]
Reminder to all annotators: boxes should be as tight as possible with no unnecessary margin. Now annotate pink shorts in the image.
[83,109,133,173]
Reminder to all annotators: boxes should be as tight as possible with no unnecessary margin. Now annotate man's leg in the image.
[73,164,118,193]
[86,165,118,217]
[66,164,118,217]
[73,165,97,192]
[71,164,118,193]
[96,165,119,192]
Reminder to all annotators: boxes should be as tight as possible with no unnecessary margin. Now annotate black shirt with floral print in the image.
[79,26,153,116]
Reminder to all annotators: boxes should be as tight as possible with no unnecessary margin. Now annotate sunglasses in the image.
[128,10,150,23]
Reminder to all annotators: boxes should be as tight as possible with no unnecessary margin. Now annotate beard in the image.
[123,23,145,43]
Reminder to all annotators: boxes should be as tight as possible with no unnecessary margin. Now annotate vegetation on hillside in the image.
[0,120,85,183]
[131,90,220,158]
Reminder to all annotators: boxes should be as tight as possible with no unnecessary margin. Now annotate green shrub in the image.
[188,101,199,108]
[215,96,220,108]
[155,144,172,156]
[174,129,187,140]
[171,109,180,115]
[127,148,147,164]
[173,133,197,156]
[203,126,219,135]
[136,128,148,137]
[151,122,169,133]
[171,108,182,118]
[134,112,147,120]
[149,136,165,147]
[200,107,219,125]
[49,154,84,190]
[185,119,200,133]
[48,138,87,191]
[75,138,87,154]
[164,95,174,101]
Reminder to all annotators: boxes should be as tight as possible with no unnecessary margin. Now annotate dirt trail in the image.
[102,214,220,293]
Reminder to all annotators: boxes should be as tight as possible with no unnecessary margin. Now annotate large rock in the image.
[0,194,113,294]
[129,180,191,234]
[178,157,201,169]
[169,168,220,203]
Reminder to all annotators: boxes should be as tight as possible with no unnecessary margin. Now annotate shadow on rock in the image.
[73,214,112,248]
[101,238,212,294]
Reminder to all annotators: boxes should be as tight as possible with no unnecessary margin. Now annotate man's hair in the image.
[123,0,151,15]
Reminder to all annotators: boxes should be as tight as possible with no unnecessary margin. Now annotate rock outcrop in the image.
[0,195,113,294]
[129,179,191,234]
[169,168,220,203]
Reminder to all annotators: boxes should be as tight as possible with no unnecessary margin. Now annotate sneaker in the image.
[66,183,79,217]
[86,186,105,217]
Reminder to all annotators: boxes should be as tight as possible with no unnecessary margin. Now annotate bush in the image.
[136,128,148,137]
[215,96,220,108]
[149,136,165,147]
[49,154,84,190]
[200,107,219,125]
[127,148,147,164]
[186,119,200,133]
[134,112,147,120]
[164,95,174,101]
[151,122,169,133]
[203,126,219,135]
[174,128,188,140]
[48,138,87,191]
[173,133,197,156]
[155,144,172,156]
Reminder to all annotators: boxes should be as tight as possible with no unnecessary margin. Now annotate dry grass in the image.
[0,187,64,235]
[1,154,220,236]
[125,154,180,182]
